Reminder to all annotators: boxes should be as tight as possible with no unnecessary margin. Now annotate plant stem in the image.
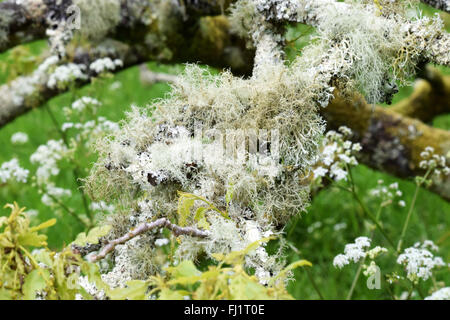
[346,259,364,300]
[45,104,93,225]
[305,267,325,300]
[396,169,431,253]
[346,165,396,249]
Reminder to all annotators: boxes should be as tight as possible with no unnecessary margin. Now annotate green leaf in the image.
[73,225,112,246]
[225,184,234,206]
[158,288,186,300]
[109,280,148,300]
[212,237,275,266]
[0,288,12,300]
[229,274,270,300]
[33,250,53,268]
[29,218,56,232]
[23,269,49,300]
[269,260,312,285]
[166,260,201,279]
[177,192,196,227]
[18,232,48,247]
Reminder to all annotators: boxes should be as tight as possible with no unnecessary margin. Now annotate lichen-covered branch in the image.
[0,8,254,128]
[322,90,450,201]
[138,65,450,202]
[0,0,233,53]
[390,66,450,122]
[90,218,210,262]
[420,0,450,13]
[254,0,449,68]
[0,0,48,52]
[138,64,179,85]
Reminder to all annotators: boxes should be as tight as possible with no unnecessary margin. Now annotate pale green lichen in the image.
[73,0,121,41]
[0,9,14,47]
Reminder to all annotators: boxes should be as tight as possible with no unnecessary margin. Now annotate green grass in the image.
[1,5,449,299]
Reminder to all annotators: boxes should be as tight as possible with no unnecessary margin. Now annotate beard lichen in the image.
[87,57,325,286]
[85,0,450,287]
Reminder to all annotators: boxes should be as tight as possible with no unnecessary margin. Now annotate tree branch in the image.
[389,66,450,122]
[90,218,210,262]
[322,90,450,201]
[420,0,450,13]
[0,11,254,128]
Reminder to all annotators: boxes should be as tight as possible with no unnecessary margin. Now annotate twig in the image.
[90,218,210,262]
[139,65,178,85]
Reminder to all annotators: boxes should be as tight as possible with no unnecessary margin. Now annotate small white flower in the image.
[11,132,29,144]
[155,238,169,247]
[333,254,349,268]
[313,166,328,178]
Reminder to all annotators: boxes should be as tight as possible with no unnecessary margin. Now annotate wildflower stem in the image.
[45,103,94,224]
[91,218,210,262]
[304,267,325,300]
[396,169,431,253]
[346,258,365,300]
[346,165,396,249]
[44,191,89,228]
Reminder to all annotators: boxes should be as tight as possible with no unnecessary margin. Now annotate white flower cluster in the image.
[333,236,387,268]
[418,146,450,178]
[0,158,29,183]
[89,58,123,74]
[0,55,59,108]
[11,132,29,145]
[313,126,361,182]
[368,180,405,207]
[30,139,68,184]
[155,238,170,247]
[61,117,119,146]
[41,185,72,207]
[47,63,88,89]
[71,97,102,113]
[397,241,446,282]
[425,287,450,300]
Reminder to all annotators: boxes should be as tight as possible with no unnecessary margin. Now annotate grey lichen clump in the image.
[0,7,15,47]
[89,60,325,285]
[73,0,121,41]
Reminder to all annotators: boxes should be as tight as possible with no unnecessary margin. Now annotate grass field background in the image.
[0,3,449,299]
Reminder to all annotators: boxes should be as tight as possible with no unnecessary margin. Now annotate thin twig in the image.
[90,218,210,262]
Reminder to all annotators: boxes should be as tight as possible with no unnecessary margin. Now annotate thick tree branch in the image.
[322,91,450,201]
[0,12,254,127]
[256,0,450,67]
[90,218,210,262]
[139,67,450,201]
[390,67,450,122]
[420,0,450,13]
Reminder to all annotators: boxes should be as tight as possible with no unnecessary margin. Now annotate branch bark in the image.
[322,90,450,201]
[420,0,450,13]
[389,66,450,122]
[139,66,450,201]
[90,218,210,262]
[0,11,254,127]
